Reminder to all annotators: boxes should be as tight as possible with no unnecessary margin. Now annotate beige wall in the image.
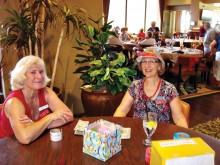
[0,0,103,115]
[45,0,103,115]
[191,0,200,26]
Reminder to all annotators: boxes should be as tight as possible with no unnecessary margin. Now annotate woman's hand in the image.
[19,115,33,125]
[51,109,73,123]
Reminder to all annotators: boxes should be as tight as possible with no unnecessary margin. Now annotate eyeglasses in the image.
[141,60,160,65]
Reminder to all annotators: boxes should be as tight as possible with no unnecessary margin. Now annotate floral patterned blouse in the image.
[128,78,178,123]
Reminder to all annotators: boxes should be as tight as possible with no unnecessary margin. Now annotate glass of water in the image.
[143,112,157,146]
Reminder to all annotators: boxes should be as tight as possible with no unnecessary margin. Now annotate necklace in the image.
[143,78,161,99]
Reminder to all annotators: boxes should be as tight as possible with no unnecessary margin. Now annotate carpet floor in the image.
[191,118,220,140]
[179,83,220,100]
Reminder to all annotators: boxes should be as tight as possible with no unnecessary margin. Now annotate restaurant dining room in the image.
[0,0,220,164]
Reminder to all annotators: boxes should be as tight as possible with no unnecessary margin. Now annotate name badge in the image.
[156,100,165,105]
[39,104,49,111]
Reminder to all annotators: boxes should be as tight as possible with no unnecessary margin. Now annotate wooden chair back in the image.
[180,100,190,126]
[127,100,190,127]
[0,104,3,112]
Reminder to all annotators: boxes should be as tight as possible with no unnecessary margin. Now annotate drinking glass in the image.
[143,112,157,146]
[165,39,171,48]
[157,41,161,47]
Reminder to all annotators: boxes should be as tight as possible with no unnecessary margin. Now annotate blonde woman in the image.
[0,55,73,144]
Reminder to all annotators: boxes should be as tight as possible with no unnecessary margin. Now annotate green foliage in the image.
[0,8,35,58]
[73,19,137,95]
[0,1,88,59]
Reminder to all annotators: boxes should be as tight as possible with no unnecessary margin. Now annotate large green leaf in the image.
[90,60,102,66]
[123,68,137,76]
[118,76,131,87]
[110,53,125,67]
[88,25,94,37]
[108,85,118,96]
[110,68,126,76]
[100,55,107,61]
[98,32,109,45]
[101,67,110,81]
[89,68,105,77]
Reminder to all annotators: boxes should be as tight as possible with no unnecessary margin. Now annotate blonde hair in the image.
[10,55,50,90]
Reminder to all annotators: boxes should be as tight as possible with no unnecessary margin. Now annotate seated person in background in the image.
[137,28,146,41]
[120,27,131,41]
[139,31,156,46]
[0,55,74,144]
[114,49,188,128]
[148,21,160,42]
[114,26,120,37]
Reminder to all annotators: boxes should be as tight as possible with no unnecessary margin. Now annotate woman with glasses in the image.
[114,48,188,128]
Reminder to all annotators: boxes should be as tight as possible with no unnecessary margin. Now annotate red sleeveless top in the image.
[0,88,51,139]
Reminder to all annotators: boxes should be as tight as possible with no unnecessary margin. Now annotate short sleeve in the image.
[127,80,141,99]
[168,84,179,103]
[162,80,178,103]
[127,81,136,99]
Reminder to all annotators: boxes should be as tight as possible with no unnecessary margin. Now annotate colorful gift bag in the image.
[83,119,122,161]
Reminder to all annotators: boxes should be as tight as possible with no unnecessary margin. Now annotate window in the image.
[181,10,190,33]
[108,0,161,34]
[146,0,161,31]
[108,0,126,29]
[127,0,146,33]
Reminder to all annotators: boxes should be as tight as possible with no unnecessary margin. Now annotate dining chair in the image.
[197,53,214,85]
[0,104,3,112]
[173,32,181,38]
[169,56,197,93]
[180,100,190,126]
[126,100,190,126]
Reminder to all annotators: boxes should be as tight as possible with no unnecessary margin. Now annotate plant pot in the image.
[81,89,125,117]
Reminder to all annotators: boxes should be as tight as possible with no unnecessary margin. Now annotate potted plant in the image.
[73,18,137,116]
[0,1,89,98]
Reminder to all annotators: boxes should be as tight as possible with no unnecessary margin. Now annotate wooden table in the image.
[0,117,219,165]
